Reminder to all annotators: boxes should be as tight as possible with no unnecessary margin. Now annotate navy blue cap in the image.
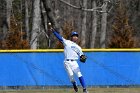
[71,32,78,37]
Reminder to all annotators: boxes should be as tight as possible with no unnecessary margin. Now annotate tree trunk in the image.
[6,0,13,29]
[41,0,57,28]
[40,1,51,48]
[25,0,29,41]
[30,0,41,49]
[81,0,87,48]
[0,0,8,43]
[90,0,97,48]
[100,0,108,48]
[41,0,59,48]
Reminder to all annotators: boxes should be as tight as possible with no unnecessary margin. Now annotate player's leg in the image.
[79,76,88,93]
[72,61,88,93]
[64,62,78,92]
[74,68,88,92]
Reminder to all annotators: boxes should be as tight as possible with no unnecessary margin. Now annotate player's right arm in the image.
[52,29,63,42]
[51,29,67,45]
[48,23,66,45]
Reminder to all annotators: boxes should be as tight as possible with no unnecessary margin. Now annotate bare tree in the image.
[90,0,97,48]
[81,0,87,48]
[24,0,29,41]
[0,0,11,45]
[0,0,139,49]
[30,0,41,49]
[6,0,13,29]
[100,0,108,48]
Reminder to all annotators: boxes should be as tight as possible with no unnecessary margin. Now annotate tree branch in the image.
[41,0,56,27]
[59,0,81,9]
[59,0,108,12]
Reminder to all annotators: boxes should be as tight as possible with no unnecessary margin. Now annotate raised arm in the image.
[52,29,63,42]
[48,23,64,43]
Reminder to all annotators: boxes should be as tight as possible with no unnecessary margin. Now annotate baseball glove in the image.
[80,55,87,63]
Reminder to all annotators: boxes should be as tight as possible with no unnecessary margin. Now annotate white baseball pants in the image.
[64,60,82,82]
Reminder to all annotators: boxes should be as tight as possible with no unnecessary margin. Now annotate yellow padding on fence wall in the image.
[0,48,140,52]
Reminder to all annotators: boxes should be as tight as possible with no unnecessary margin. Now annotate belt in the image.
[66,59,76,61]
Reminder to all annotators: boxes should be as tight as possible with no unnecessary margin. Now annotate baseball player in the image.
[49,24,88,93]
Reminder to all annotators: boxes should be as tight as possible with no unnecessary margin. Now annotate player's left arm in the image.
[80,54,87,63]
[72,46,87,63]
[79,48,87,63]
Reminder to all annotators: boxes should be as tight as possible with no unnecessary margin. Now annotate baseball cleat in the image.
[74,86,78,92]
[83,88,89,93]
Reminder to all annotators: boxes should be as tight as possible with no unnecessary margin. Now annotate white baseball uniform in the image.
[52,31,88,92]
[53,30,88,93]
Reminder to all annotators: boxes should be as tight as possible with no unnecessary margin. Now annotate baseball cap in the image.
[71,32,78,37]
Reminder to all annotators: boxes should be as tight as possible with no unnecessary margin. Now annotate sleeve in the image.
[77,47,84,56]
[52,30,67,46]
[71,45,84,56]
[53,31,63,42]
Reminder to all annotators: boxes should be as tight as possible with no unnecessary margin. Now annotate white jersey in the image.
[62,38,83,60]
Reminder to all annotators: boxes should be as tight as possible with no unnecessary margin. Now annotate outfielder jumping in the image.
[49,24,88,93]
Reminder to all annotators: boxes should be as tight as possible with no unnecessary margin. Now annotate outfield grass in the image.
[0,87,140,93]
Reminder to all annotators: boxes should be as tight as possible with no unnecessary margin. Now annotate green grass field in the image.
[0,87,140,93]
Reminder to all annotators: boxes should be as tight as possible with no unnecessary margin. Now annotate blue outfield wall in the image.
[0,51,140,86]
